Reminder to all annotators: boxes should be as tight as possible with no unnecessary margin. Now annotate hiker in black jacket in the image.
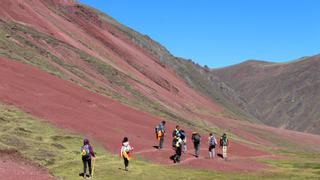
[191,132,201,158]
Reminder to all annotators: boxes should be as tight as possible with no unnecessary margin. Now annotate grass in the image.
[1,104,320,179]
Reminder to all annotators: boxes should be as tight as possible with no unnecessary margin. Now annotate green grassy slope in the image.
[0,104,319,180]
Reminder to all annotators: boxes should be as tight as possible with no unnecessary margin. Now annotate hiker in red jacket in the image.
[81,139,95,178]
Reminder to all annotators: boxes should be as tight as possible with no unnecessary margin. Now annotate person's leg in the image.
[82,158,87,177]
[196,143,200,157]
[159,136,164,149]
[88,158,92,176]
[212,147,216,158]
[177,147,182,163]
[173,149,178,163]
[124,157,129,171]
[222,146,227,159]
[126,158,129,170]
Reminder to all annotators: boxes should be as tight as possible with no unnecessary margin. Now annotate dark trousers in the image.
[194,142,200,156]
[174,146,182,163]
[123,157,129,168]
[159,136,164,149]
[82,157,92,176]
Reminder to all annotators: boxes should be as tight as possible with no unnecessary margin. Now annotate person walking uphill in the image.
[81,139,95,179]
[191,132,201,158]
[120,137,134,171]
[220,133,229,160]
[155,121,166,149]
[208,133,217,158]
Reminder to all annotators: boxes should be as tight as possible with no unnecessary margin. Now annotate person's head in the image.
[209,133,212,136]
[83,138,89,145]
[161,121,166,125]
[122,137,128,143]
[222,133,227,137]
[176,125,180,130]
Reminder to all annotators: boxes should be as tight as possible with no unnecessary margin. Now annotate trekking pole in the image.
[92,157,96,178]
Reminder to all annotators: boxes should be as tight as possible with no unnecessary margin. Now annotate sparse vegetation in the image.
[1,105,319,179]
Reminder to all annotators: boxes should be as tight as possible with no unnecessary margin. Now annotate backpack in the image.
[81,144,90,158]
[220,136,228,146]
[180,130,186,140]
[193,134,200,143]
[155,124,160,133]
[210,136,216,146]
[172,138,178,147]
[172,129,181,137]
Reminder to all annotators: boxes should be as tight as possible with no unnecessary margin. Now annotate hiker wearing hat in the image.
[81,139,95,178]
[191,132,201,158]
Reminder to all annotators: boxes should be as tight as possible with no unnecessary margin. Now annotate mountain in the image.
[0,0,260,127]
[1,0,320,179]
[212,56,320,134]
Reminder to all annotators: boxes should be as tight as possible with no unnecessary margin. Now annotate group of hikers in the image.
[80,120,229,178]
[155,121,229,163]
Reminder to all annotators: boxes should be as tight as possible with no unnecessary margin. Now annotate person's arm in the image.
[89,146,95,157]
[120,146,124,157]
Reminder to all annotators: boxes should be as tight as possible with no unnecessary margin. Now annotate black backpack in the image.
[180,130,186,140]
[193,134,200,143]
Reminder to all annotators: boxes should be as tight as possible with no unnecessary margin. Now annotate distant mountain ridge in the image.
[212,56,320,134]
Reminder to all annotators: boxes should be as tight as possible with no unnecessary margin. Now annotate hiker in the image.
[81,139,95,178]
[172,125,181,148]
[191,132,201,158]
[120,137,134,171]
[208,133,217,158]
[220,133,229,160]
[172,134,183,163]
[179,129,187,153]
[155,121,166,149]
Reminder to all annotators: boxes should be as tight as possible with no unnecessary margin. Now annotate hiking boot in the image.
[125,167,128,171]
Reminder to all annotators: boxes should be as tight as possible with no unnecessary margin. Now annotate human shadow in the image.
[78,173,90,177]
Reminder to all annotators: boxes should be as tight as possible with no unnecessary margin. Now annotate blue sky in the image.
[79,0,320,68]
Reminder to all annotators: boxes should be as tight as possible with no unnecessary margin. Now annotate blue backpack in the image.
[210,136,216,146]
